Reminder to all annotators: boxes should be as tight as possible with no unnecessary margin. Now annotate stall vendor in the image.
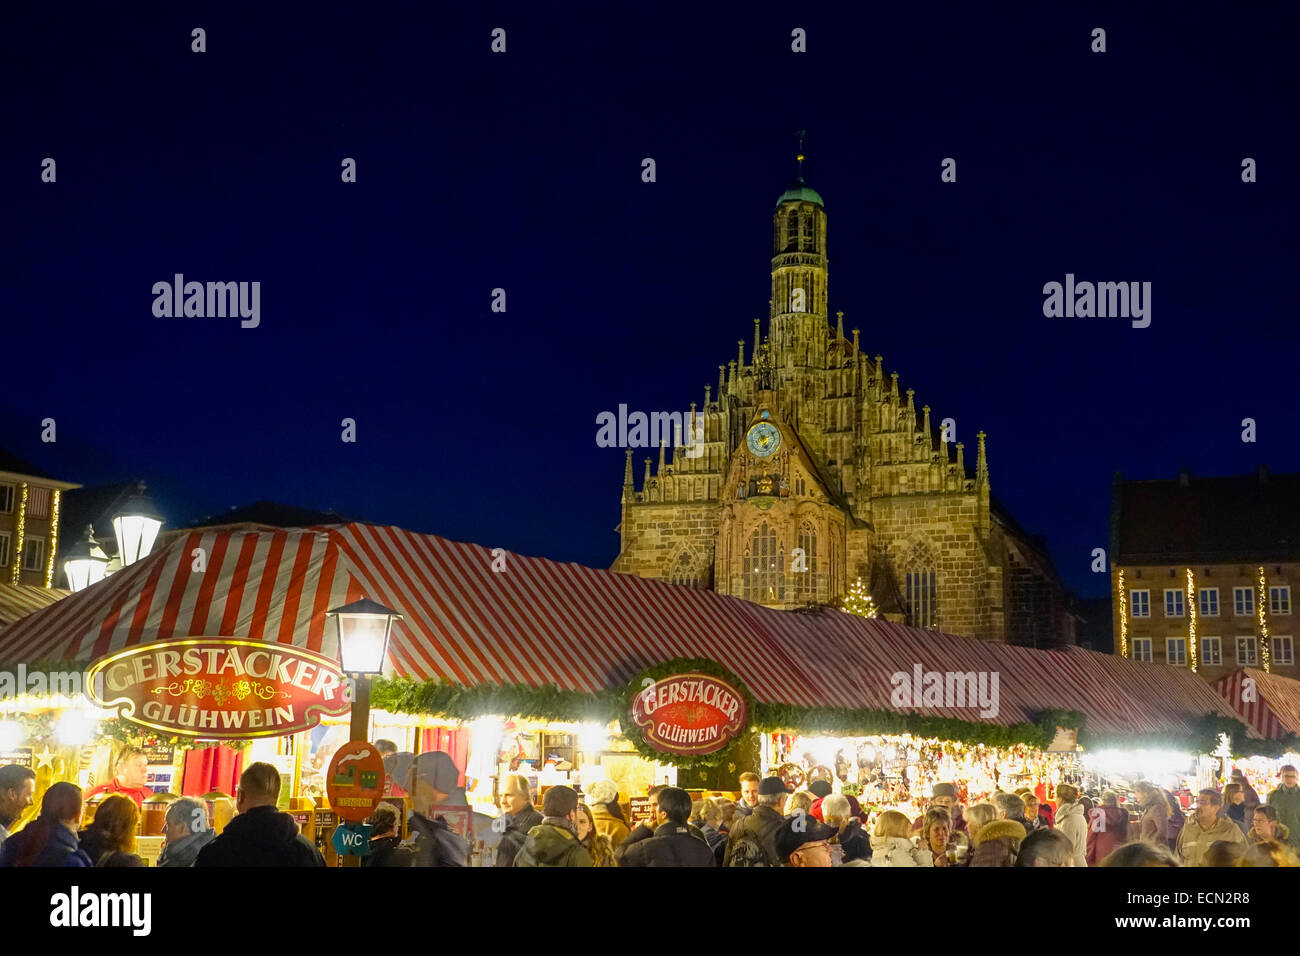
[84,747,153,808]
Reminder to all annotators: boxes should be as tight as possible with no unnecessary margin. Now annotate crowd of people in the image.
[2,756,1300,868]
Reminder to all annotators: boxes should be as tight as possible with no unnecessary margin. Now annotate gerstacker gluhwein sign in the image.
[629,671,749,757]
[86,638,351,738]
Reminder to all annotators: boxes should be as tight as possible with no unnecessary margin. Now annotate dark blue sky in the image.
[3,3,1296,599]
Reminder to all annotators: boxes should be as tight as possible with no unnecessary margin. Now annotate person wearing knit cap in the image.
[808,780,833,800]
[583,779,630,849]
[723,776,788,866]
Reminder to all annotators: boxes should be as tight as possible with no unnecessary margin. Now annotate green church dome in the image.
[774,177,824,209]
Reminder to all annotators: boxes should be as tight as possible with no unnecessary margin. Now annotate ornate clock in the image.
[746,422,781,457]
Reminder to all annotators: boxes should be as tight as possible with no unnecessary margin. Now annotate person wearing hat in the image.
[909,782,967,836]
[808,780,833,801]
[723,776,788,866]
[777,813,838,867]
[583,779,631,849]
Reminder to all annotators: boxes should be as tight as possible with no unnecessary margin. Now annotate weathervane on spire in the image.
[795,129,807,180]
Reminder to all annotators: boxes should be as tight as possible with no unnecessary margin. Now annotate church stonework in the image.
[612,169,1069,646]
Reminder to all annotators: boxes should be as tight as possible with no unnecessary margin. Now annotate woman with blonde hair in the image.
[869,810,933,866]
[920,807,967,866]
[785,790,814,818]
[821,794,869,863]
[964,802,996,836]
[78,794,143,867]
[574,803,617,866]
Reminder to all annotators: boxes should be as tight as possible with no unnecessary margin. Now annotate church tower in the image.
[769,132,829,365]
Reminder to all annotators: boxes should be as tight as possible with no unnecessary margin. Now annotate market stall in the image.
[1212,667,1300,797]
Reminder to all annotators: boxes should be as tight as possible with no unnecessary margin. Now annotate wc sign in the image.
[332,821,373,857]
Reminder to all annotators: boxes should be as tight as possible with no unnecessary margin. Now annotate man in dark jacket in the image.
[495,785,544,867]
[513,785,592,867]
[723,776,787,866]
[195,763,324,867]
[619,787,716,867]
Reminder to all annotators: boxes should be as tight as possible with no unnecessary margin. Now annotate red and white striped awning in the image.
[1213,668,1300,739]
[0,584,70,629]
[0,523,1254,742]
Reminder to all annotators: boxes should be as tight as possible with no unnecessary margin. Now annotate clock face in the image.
[746,422,781,458]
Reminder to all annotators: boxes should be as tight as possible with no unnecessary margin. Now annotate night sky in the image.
[3,3,1296,600]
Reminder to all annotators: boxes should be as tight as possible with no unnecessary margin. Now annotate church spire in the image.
[977,430,989,485]
[836,310,845,342]
[794,128,807,181]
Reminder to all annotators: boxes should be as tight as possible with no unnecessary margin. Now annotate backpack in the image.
[726,833,775,867]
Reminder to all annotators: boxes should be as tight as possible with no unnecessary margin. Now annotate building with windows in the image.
[611,158,1072,645]
[0,446,81,588]
[1110,467,1299,681]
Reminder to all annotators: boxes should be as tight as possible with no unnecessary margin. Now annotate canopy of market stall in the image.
[0,523,1255,747]
[1213,667,1300,740]
[0,583,69,628]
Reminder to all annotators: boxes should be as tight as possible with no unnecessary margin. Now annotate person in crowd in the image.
[1015,828,1074,867]
[622,784,668,846]
[697,797,728,864]
[1079,795,1095,821]
[785,790,814,819]
[1222,783,1250,835]
[715,797,737,836]
[724,776,789,866]
[495,774,544,867]
[1203,840,1248,867]
[735,771,760,818]
[1267,764,1300,851]
[1133,781,1170,845]
[362,802,414,867]
[910,783,967,835]
[1086,791,1129,866]
[1017,790,1047,833]
[403,751,471,866]
[157,796,215,867]
[920,807,966,866]
[0,782,91,867]
[1177,789,1246,867]
[1161,786,1186,850]
[78,794,143,867]
[968,816,1026,867]
[869,809,933,866]
[808,780,833,801]
[618,786,715,867]
[513,785,592,867]
[195,762,324,867]
[83,747,152,809]
[1053,783,1088,867]
[583,779,631,849]
[1098,841,1180,867]
[777,814,838,867]
[374,739,407,796]
[0,764,36,850]
[1232,768,1261,811]
[574,803,617,867]
[1248,804,1290,846]
[1241,840,1300,867]
[689,798,706,831]
[992,791,1032,833]
[821,794,869,863]
[964,802,996,841]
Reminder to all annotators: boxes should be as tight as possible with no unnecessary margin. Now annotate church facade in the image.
[611,168,1072,647]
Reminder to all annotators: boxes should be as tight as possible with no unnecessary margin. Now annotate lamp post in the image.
[62,525,110,593]
[327,599,402,742]
[111,481,164,567]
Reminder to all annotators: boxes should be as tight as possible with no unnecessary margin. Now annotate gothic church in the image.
[612,155,1072,647]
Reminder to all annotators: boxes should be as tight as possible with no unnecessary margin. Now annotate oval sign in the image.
[629,672,749,756]
[326,741,387,823]
[86,638,351,739]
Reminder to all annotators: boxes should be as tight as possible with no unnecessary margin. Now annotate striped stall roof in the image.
[0,524,1255,741]
[1213,668,1300,739]
[0,584,70,629]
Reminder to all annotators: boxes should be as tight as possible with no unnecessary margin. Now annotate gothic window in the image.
[796,521,818,600]
[786,213,798,249]
[801,212,813,249]
[903,543,938,628]
[744,522,785,604]
[667,551,701,589]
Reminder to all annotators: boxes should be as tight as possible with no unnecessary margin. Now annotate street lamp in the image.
[62,524,110,593]
[111,481,163,567]
[327,598,402,742]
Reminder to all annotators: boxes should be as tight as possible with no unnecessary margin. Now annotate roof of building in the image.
[1113,467,1300,563]
[774,176,824,209]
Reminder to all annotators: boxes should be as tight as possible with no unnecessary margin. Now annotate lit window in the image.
[1200,636,1222,666]
[1236,636,1258,666]
[21,536,44,572]
[1130,590,1150,618]
[743,522,784,604]
[796,522,818,600]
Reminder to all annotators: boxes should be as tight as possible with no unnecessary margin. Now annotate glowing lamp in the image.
[328,598,402,675]
[111,482,163,567]
[62,524,110,593]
